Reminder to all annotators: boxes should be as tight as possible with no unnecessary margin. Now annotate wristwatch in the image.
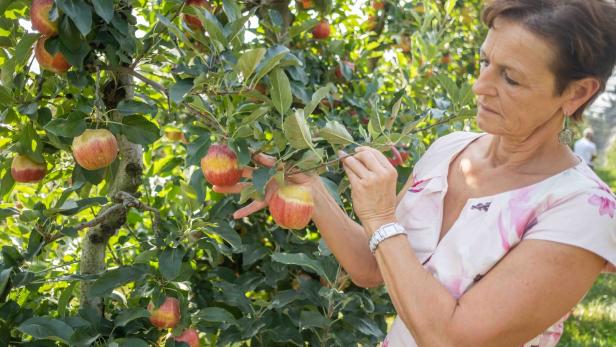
[369,222,406,254]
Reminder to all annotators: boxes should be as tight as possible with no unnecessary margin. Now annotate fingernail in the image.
[338,150,348,158]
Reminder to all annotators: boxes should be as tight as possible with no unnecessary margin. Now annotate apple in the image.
[11,155,46,183]
[312,20,330,40]
[35,36,70,73]
[165,128,187,143]
[441,53,451,65]
[175,328,200,347]
[397,35,411,53]
[299,0,313,9]
[148,297,181,329]
[30,0,58,36]
[72,129,119,171]
[334,60,355,80]
[372,1,385,10]
[200,143,242,186]
[367,15,378,31]
[184,0,210,30]
[387,147,403,167]
[399,149,410,163]
[268,184,314,229]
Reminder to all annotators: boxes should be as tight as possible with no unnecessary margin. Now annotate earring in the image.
[558,115,574,146]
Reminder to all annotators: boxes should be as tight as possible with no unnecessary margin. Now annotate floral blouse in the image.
[383,132,616,347]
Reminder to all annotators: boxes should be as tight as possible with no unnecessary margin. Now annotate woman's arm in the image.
[341,146,606,346]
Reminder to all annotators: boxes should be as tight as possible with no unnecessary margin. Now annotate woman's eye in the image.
[503,72,519,86]
[479,58,489,67]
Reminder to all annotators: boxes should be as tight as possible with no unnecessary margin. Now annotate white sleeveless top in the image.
[383,132,616,347]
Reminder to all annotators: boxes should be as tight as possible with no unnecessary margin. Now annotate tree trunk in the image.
[79,71,143,315]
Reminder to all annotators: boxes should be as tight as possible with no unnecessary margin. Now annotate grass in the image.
[559,165,616,346]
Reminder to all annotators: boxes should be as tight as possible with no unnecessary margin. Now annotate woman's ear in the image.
[562,77,601,116]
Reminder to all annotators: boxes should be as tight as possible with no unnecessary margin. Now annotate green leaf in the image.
[57,282,77,317]
[111,338,150,347]
[196,9,226,45]
[114,308,150,327]
[44,113,87,138]
[88,264,150,297]
[15,34,38,69]
[236,48,266,82]
[222,0,241,21]
[319,121,354,145]
[0,208,18,220]
[0,84,13,105]
[117,100,158,116]
[283,109,313,150]
[294,148,323,170]
[271,253,328,280]
[121,115,161,145]
[252,167,275,195]
[303,85,333,117]
[169,78,193,104]
[299,311,329,329]
[288,19,319,39]
[197,307,237,324]
[186,135,210,166]
[252,45,289,85]
[269,68,292,116]
[0,268,11,297]
[92,0,114,23]
[212,224,242,252]
[158,247,185,281]
[18,317,74,343]
[56,0,93,36]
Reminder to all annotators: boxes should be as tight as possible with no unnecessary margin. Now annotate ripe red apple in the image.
[200,143,242,186]
[312,20,330,40]
[441,53,451,65]
[300,0,314,9]
[35,36,70,73]
[334,61,355,80]
[372,1,385,10]
[399,149,410,163]
[11,155,46,183]
[30,0,58,36]
[72,129,119,171]
[175,328,200,347]
[268,184,314,229]
[183,0,211,30]
[148,297,181,329]
[387,146,403,167]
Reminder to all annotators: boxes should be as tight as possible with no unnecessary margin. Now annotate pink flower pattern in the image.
[589,194,616,218]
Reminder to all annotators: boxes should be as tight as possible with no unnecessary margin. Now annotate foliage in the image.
[0,0,485,345]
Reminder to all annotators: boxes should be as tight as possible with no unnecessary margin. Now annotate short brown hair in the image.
[482,0,616,121]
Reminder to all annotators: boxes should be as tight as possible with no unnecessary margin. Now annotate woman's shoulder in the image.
[413,131,483,177]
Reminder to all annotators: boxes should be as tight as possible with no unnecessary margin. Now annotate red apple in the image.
[441,53,451,65]
[334,60,355,80]
[175,328,200,347]
[372,1,385,10]
[72,129,119,171]
[312,20,330,40]
[165,129,187,143]
[397,35,411,53]
[399,149,410,163]
[300,0,313,9]
[35,36,70,73]
[387,146,403,167]
[367,15,378,31]
[183,0,211,30]
[200,143,242,186]
[30,0,58,36]
[148,297,181,329]
[11,155,46,183]
[268,184,314,229]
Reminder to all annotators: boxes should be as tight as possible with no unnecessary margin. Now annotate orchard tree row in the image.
[0,0,482,345]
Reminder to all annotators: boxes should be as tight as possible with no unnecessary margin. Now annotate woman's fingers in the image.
[212,182,251,194]
[339,152,369,179]
[233,200,268,219]
[355,146,394,170]
[253,153,276,167]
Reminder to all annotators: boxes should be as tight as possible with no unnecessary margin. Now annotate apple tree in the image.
[0,0,483,345]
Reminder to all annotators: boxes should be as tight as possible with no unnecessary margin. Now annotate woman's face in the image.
[472,18,568,139]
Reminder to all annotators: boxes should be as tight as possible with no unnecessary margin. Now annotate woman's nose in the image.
[472,66,497,97]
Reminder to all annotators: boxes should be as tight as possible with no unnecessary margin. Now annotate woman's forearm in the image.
[310,179,383,287]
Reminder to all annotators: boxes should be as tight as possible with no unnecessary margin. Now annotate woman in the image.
[215,0,616,346]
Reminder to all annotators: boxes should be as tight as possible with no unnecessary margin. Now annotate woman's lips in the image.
[478,102,498,114]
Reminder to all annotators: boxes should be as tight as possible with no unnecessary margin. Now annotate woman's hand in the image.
[212,153,319,219]
[340,146,398,235]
